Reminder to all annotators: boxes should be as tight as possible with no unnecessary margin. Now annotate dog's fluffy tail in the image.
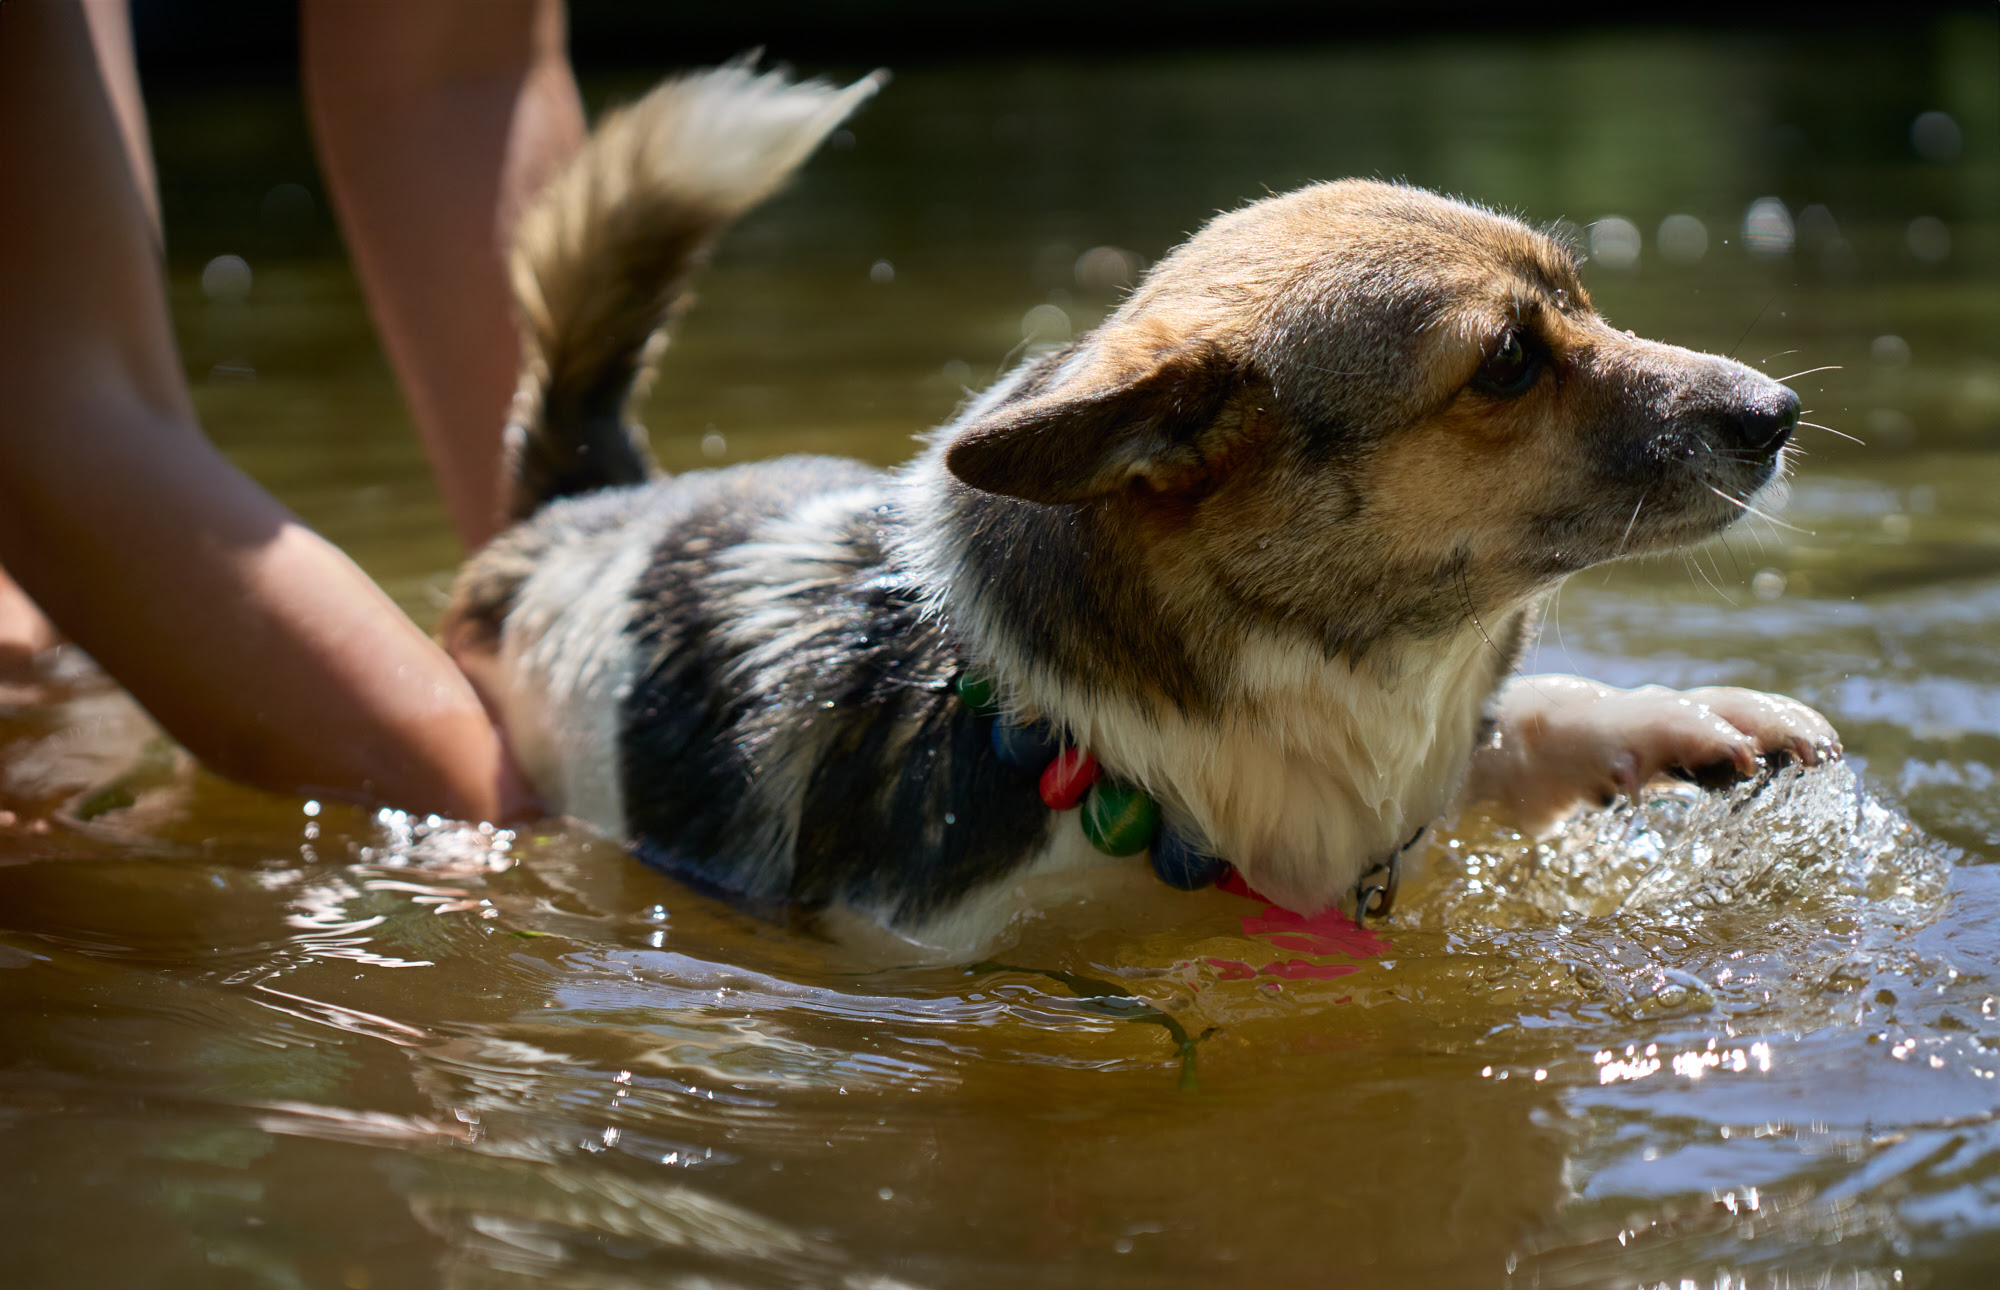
[501,60,884,522]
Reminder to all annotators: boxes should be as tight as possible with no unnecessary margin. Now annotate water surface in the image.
[5,24,2000,1288]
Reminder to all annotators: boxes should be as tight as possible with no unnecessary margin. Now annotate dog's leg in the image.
[1460,675,1840,832]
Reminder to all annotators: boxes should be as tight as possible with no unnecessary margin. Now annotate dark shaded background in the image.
[131,0,2000,79]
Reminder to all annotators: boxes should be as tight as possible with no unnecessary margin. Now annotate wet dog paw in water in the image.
[443,61,1841,955]
[1462,676,1841,834]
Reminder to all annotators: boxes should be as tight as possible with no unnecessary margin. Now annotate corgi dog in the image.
[443,63,1837,957]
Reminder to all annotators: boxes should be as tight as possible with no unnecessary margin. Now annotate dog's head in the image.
[943,180,1797,664]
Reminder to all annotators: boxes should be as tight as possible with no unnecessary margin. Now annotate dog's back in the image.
[445,65,1073,947]
[450,63,1827,957]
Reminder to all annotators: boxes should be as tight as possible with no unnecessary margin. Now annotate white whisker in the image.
[1772,364,1842,383]
[1714,533,1746,581]
[1799,419,1865,445]
[1709,485,1810,534]
[1545,581,1580,677]
[1682,550,1735,605]
[1616,487,1650,557]
[1699,547,1740,605]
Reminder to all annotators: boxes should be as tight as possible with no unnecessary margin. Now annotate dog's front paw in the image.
[1463,676,1841,831]
[1657,685,1841,788]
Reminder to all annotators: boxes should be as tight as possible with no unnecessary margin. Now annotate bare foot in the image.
[1461,675,1841,832]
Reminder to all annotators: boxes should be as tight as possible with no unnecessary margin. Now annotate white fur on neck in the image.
[901,430,1502,915]
[1018,628,1493,913]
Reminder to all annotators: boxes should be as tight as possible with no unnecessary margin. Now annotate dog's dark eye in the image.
[1471,329,1542,399]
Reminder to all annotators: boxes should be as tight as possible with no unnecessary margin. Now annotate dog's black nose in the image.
[1724,385,1800,454]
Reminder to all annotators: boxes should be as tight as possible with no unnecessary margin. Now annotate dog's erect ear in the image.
[942,343,1242,504]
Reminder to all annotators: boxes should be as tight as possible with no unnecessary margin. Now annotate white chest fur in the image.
[1007,628,1499,915]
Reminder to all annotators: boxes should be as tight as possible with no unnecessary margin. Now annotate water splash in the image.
[1407,761,1950,934]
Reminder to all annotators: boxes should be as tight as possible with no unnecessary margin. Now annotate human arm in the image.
[302,0,586,551]
[0,0,534,820]
[0,0,147,677]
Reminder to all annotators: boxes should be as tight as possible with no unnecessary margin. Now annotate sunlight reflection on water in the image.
[6,22,2000,1287]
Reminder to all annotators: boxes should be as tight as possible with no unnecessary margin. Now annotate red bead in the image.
[1039,748,1099,810]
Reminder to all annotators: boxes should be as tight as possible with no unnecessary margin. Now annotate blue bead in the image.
[1150,822,1227,891]
[990,717,1060,769]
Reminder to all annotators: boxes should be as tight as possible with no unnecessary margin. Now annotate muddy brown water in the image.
[5,25,2000,1289]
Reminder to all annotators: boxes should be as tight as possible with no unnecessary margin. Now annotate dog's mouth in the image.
[1635,441,1793,554]
[1531,433,1791,574]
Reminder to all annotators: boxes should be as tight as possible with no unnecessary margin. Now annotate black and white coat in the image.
[446,63,1835,958]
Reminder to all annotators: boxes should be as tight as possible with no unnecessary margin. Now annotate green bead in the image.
[1081,779,1160,856]
[956,670,998,713]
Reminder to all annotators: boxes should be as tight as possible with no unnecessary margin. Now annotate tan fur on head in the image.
[942,180,1795,648]
[929,179,1800,912]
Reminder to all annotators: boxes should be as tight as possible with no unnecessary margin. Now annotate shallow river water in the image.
[5,24,2000,1289]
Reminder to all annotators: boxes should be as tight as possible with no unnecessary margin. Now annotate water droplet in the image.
[1588,216,1640,270]
[1871,335,1911,367]
[1742,197,1794,258]
[1657,214,1708,266]
[201,254,253,303]
[1906,216,1950,265]
[1074,245,1141,290]
[1021,302,1071,344]
[1911,110,1962,163]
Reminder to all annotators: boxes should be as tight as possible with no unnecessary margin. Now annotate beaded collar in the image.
[956,669,1417,925]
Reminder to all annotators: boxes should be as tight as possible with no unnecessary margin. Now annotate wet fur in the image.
[447,64,1804,954]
